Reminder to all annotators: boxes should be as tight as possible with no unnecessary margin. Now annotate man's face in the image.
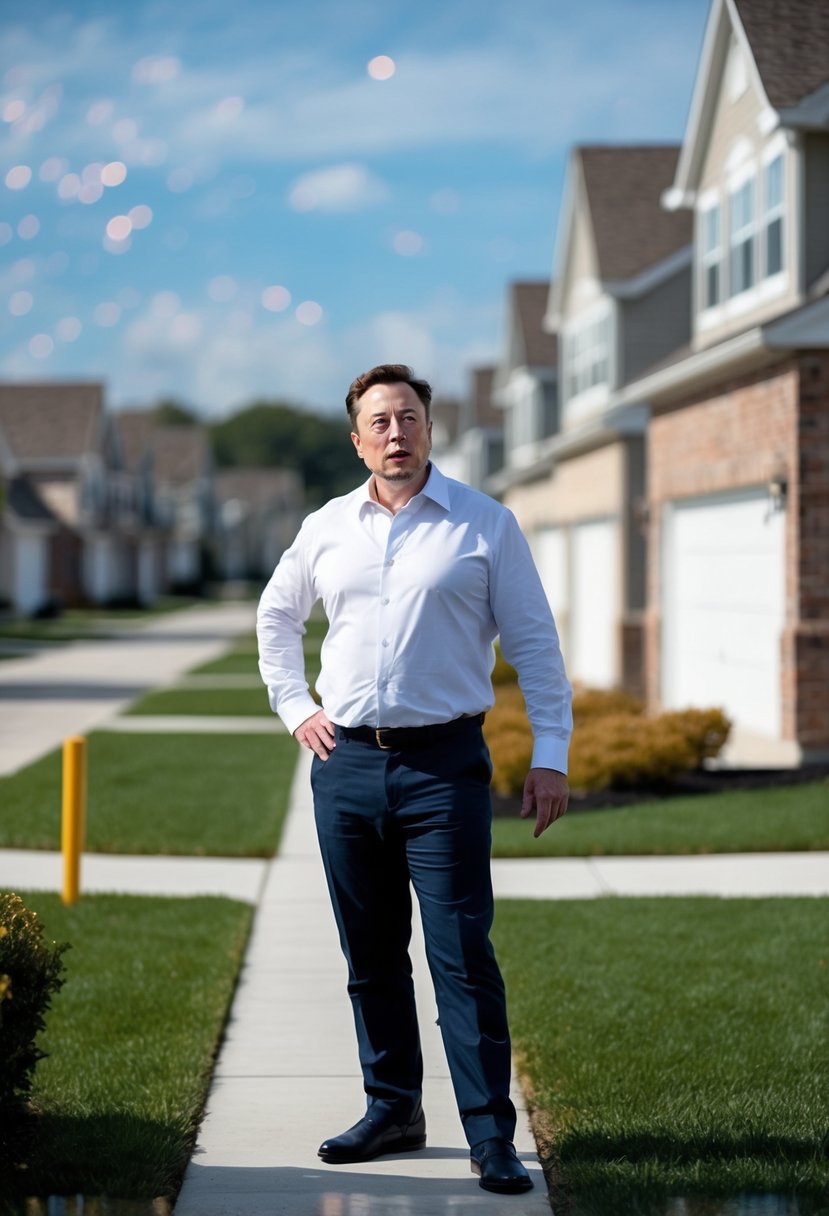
[351,381,432,486]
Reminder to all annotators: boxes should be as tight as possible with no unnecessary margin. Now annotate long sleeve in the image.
[256,523,321,736]
[488,509,573,773]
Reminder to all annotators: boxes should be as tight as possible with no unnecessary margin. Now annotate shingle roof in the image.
[733,0,829,110]
[512,282,557,367]
[214,467,302,506]
[151,425,211,485]
[470,366,501,427]
[0,383,103,462]
[579,146,693,282]
[113,409,154,472]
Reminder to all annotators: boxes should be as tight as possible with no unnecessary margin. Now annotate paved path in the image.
[0,602,255,775]
[2,602,829,1214]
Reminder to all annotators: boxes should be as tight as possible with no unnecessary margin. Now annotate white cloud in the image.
[0,3,705,165]
[287,163,390,213]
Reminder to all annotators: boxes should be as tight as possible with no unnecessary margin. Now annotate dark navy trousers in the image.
[310,718,517,1148]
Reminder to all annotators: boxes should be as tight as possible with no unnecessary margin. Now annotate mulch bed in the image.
[491,762,829,818]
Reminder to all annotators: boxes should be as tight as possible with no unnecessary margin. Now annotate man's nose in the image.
[388,416,407,440]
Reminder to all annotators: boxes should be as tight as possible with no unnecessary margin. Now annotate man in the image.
[257,363,571,1195]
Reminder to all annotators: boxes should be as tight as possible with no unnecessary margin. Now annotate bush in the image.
[0,894,68,1132]
[484,679,731,795]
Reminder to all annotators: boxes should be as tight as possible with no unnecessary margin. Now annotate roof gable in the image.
[669,0,829,204]
[580,146,692,282]
[509,282,557,369]
[0,383,104,464]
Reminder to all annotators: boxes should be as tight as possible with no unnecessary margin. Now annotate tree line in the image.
[154,399,362,506]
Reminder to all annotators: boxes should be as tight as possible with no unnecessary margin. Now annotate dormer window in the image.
[729,177,756,297]
[763,154,784,278]
[564,309,610,401]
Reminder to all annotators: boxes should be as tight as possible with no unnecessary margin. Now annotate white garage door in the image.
[662,489,785,736]
[532,526,568,649]
[570,518,617,689]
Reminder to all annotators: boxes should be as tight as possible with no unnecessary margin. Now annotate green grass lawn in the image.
[491,780,829,857]
[494,896,829,1215]
[1,891,252,1203]
[0,598,201,644]
[126,686,276,716]
[0,732,296,856]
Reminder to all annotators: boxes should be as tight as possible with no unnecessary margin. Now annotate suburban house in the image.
[432,367,503,490]
[112,410,169,605]
[214,467,304,582]
[490,280,558,477]
[619,0,829,762]
[494,148,692,695]
[148,424,216,592]
[0,382,134,612]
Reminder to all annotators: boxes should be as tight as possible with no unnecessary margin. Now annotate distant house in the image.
[0,382,131,611]
[112,410,167,605]
[431,369,503,489]
[497,149,692,694]
[214,467,304,582]
[621,0,829,762]
[149,425,215,591]
[491,281,558,477]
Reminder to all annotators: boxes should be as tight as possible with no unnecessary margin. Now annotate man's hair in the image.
[346,364,432,428]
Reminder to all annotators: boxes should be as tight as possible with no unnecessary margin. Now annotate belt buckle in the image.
[375,728,393,750]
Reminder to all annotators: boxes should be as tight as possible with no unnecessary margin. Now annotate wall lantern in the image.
[766,465,788,517]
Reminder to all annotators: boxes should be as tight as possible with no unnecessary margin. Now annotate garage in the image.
[661,488,785,738]
[570,517,618,689]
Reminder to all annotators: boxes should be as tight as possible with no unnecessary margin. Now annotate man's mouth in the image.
[389,450,410,460]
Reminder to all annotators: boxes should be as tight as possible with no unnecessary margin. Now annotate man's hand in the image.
[294,709,336,760]
[520,768,569,838]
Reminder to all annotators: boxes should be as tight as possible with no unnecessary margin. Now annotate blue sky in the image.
[1,0,710,418]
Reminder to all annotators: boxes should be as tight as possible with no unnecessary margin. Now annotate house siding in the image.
[804,132,829,288]
[562,202,601,320]
[645,353,829,755]
[621,266,693,385]
[694,42,800,348]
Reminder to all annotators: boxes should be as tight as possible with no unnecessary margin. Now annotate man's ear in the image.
[351,430,363,458]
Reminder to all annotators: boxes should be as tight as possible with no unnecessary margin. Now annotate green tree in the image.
[153,399,199,426]
[208,401,361,505]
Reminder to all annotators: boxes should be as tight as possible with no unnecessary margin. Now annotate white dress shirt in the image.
[257,463,572,773]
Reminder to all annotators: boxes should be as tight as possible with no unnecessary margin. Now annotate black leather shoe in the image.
[470,1138,533,1193]
[318,1101,426,1164]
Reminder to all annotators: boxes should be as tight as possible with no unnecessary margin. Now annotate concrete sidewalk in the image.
[0,601,256,775]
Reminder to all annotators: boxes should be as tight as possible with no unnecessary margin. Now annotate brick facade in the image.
[645,353,829,756]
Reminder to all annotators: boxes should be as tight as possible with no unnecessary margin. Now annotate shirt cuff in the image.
[530,735,570,775]
[273,692,322,738]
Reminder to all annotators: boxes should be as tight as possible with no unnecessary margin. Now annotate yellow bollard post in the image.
[61,736,87,906]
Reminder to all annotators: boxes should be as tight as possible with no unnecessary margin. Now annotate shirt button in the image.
[382,639,389,647]
[386,559,394,567]
[381,597,390,605]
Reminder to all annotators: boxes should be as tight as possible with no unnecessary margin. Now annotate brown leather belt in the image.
[337,714,484,751]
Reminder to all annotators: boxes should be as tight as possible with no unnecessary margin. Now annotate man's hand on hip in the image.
[294,709,336,760]
[520,768,569,838]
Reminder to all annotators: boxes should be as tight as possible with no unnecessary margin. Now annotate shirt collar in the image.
[356,462,451,517]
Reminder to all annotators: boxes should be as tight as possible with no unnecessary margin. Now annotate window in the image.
[701,203,722,308]
[729,178,756,297]
[565,311,610,400]
[763,154,784,277]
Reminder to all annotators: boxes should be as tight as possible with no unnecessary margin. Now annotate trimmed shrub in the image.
[0,894,68,1127]
[484,679,731,794]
